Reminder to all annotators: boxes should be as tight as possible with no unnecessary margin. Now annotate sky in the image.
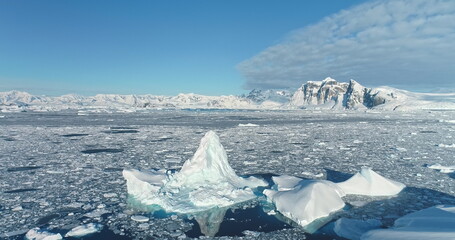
[0,0,453,96]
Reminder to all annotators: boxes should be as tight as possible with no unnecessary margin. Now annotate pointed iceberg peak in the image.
[174,131,266,188]
[178,131,232,178]
[122,130,267,214]
[336,167,406,196]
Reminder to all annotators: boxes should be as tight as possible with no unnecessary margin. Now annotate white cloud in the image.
[238,0,455,90]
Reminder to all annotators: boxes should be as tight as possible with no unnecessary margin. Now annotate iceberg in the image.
[263,176,346,229]
[337,167,405,196]
[264,168,405,230]
[361,205,455,239]
[123,131,268,214]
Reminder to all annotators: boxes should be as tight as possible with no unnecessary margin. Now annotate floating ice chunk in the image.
[238,123,259,127]
[337,168,405,196]
[440,119,455,124]
[123,131,267,213]
[437,143,455,148]
[131,215,149,222]
[427,164,455,173]
[264,178,345,228]
[333,218,381,240]
[65,223,103,238]
[361,205,455,240]
[25,228,62,240]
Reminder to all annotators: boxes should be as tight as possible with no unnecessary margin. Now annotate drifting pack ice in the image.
[123,131,267,214]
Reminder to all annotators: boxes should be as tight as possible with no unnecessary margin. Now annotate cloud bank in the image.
[238,0,455,90]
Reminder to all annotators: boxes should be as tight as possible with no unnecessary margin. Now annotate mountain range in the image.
[1,77,454,112]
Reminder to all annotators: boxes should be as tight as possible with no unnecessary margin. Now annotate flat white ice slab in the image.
[65,223,103,238]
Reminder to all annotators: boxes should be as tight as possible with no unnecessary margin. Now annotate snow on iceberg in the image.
[263,176,346,229]
[123,131,267,214]
[361,205,455,240]
[337,167,405,196]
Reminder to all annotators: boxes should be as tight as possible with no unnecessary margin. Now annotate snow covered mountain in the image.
[1,78,454,112]
[289,77,390,109]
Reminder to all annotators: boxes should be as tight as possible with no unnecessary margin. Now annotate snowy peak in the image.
[1,78,455,111]
[290,78,350,108]
[290,78,397,109]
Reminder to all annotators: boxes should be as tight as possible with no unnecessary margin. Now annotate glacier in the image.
[123,131,268,214]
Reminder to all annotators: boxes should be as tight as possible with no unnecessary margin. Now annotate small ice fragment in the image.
[65,223,103,238]
[238,123,259,127]
[427,164,455,173]
[395,147,407,152]
[12,206,23,211]
[438,143,455,148]
[131,215,149,222]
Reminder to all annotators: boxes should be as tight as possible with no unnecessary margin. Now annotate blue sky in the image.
[0,0,367,95]
[1,0,453,96]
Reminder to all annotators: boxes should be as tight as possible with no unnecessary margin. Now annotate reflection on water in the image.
[193,207,228,237]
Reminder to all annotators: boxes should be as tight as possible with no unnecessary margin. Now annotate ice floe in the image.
[438,143,455,148]
[64,223,103,238]
[25,228,62,240]
[238,123,259,127]
[427,163,455,173]
[131,215,149,222]
[361,205,455,239]
[123,131,267,214]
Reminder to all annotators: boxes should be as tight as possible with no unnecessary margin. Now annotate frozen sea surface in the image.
[1,110,455,239]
